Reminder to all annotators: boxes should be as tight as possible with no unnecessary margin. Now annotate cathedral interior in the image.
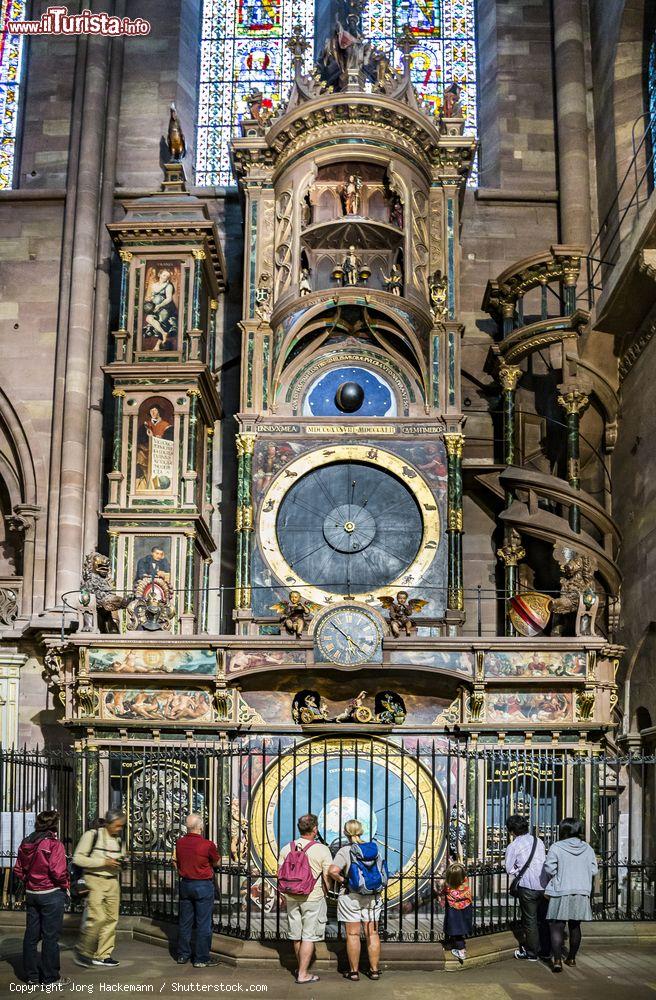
[0,0,655,938]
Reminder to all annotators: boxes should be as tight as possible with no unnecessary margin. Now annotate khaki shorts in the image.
[286,896,327,942]
[337,891,382,924]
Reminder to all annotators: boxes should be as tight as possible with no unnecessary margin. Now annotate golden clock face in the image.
[315,606,383,665]
[258,445,440,607]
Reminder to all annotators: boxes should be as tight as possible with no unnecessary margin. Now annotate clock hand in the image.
[332,623,370,658]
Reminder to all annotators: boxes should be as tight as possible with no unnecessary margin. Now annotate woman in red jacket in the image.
[14,810,70,986]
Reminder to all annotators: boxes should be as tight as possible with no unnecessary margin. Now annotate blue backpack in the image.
[346,842,388,895]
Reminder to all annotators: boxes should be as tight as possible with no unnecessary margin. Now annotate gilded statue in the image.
[292,690,329,725]
[379,591,428,637]
[271,590,318,637]
[342,245,363,286]
[429,269,448,320]
[166,103,186,162]
[551,546,600,637]
[381,263,402,296]
[73,552,131,633]
[299,266,312,296]
[335,691,373,724]
[341,173,362,215]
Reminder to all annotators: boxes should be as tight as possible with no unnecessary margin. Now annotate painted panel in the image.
[89,648,216,675]
[485,651,586,678]
[387,649,473,675]
[100,688,213,722]
[486,691,572,724]
[226,648,307,674]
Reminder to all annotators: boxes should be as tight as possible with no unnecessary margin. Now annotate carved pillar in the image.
[115,250,132,361]
[497,529,526,637]
[7,505,40,617]
[181,530,197,635]
[74,743,85,845]
[183,388,201,506]
[557,384,590,533]
[444,433,465,615]
[189,250,205,360]
[498,364,522,480]
[0,653,26,746]
[500,301,515,339]
[235,433,256,610]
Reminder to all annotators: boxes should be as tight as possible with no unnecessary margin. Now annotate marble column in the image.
[497,529,526,637]
[552,0,591,246]
[0,653,26,747]
[557,384,590,533]
[444,433,465,615]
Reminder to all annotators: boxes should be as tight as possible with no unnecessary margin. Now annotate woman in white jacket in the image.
[542,817,598,973]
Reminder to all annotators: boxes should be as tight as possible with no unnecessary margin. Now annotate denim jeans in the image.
[23,890,66,984]
[516,887,549,957]
[177,879,214,963]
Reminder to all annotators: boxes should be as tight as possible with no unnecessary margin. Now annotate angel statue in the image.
[379,591,428,637]
[381,263,402,296]
[270,590,318,637]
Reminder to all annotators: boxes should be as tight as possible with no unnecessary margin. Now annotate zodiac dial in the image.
[315,606,383,665]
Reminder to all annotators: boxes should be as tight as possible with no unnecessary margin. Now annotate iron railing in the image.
[0,742,653,941]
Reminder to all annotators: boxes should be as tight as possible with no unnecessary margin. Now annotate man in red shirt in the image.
[174,814,220,968]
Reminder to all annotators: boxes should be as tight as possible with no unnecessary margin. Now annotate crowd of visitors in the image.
[12,806,599,984]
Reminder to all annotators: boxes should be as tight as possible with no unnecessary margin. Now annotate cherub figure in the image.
[270,590,318,637]
[379,591,428,637]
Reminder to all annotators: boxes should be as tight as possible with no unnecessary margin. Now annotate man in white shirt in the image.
[505,813,549,961]
[277,814,332,985]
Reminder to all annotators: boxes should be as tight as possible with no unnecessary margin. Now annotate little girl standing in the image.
[440,861,473,963]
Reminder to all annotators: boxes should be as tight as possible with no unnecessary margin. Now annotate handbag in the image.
[509,835,538,899]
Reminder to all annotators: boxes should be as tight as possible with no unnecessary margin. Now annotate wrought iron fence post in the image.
[86,744,99,827]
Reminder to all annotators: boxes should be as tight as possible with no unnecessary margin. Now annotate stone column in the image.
[7,506,40,617]
[180,530,196,634]
[557,383,590,532]
[183,389,201,506]
[55,23,112,601]
[0,653,26,747]
[444,433,465,616]
[552,0,591,246]
[497,529,526,637]
[235,433,256,611]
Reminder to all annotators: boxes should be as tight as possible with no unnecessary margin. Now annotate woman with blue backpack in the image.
[328,819,388,981]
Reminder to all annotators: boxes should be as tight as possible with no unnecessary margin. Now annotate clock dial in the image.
[316,607,383,665]
[276,460,423,595]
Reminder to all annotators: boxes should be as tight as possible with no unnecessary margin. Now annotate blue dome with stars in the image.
[304,366,396,417]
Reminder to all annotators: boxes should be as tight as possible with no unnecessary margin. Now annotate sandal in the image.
[369,970,381,980]
[344,971,360,981]
[295,975,320,985]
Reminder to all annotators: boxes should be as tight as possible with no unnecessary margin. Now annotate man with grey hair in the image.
[174,813,220,968]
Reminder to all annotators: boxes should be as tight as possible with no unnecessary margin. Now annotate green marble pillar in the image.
[557,385,589,534]
[74,746,84,844]
[86,745,99,828]
[235,433,256,609]
[466,751,478,860]
[117,251,131,335]
[497,530,526,636]
[186,389,201,475]
[184,531,196,616]
[111,389,125,472]
[590,756,600,851]
[444,433,464,612]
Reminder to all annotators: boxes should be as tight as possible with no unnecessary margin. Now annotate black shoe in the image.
[45,978,72,988]
[92,957,120,967]
[177,957,190,965]
[26,981,40,987]
[193,958,221,968]
[74,952,93,968]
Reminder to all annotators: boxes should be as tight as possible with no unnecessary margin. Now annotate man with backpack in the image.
[13,809,71,987]
[328,819,387,981]
[277,813,332,985]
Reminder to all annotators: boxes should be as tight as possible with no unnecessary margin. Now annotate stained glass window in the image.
[0,0,26,189]
[363,0,477,164]
[197,0,315,186]
[196,0,477,187]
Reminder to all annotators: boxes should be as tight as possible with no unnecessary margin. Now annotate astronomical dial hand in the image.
[332,622,370,658]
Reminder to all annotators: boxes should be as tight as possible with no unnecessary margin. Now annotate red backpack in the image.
[278,840,319,896]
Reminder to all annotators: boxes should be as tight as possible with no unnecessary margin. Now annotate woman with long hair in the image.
[543,817,598,973]
[14,810,70,986]
[329,819,385,981]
